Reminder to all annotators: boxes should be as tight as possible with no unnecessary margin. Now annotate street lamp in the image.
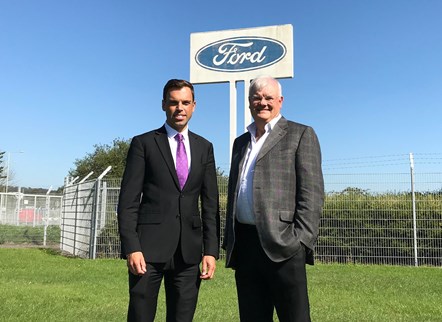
[5,151,24,193]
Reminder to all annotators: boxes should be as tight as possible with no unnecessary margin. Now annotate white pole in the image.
[79,172,94,183]
[69,176,80,185]
[43,186,52,246]
[98,166,112,180]
[409,152,418,267]
[229,80,237,163]
[244,79,251,131]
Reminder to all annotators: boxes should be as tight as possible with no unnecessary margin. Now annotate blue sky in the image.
[1,0,441,189]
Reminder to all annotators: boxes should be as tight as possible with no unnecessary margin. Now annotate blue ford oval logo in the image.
[195,37,286,72]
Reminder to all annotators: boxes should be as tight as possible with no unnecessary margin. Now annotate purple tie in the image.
[175,133,188,189]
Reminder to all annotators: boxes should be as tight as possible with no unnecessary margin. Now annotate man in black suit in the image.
[223,76,324,322]
[118,79,219,322]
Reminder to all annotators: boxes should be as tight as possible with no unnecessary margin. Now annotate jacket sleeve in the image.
[117,136,145,257]
[200,142,220,258]
[294,126,324,251]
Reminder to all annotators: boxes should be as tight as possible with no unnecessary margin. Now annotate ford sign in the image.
[195,37,287,72]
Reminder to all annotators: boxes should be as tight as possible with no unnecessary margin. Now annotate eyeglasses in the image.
[250,95,278,104]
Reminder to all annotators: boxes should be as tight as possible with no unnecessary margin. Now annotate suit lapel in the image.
[154,126,180,189]
[232,134,251,174]
[256,117,287,163]
[187,131,199,182]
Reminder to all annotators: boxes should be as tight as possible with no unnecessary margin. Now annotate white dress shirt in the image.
[164,122,191,171]
[236,114,282,225]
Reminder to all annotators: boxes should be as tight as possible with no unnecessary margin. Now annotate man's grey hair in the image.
[249,76,283,97]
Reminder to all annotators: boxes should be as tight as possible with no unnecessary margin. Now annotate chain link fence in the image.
[0,192,62,246]
[317,173,442,266]
[1,166,440,266]
[56,171,442,266]
[60,178,121,258]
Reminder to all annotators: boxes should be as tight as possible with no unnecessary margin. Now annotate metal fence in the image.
[57,172,442,267]
[60,178,120,258]
[0,192,62,246]
[317,173,442,266]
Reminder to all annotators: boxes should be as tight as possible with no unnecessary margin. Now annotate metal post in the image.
[229,80,237,163]
[0,193,3,223]
[90,166,112,259]
[409,153,418,267]
[43,186,52,246]
[90,179,99,259]
[244,79,251,131]
[15,188,22,226]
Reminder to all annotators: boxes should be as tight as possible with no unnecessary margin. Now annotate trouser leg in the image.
[234,223,274,322]
[127,263,164,322]
[164,245,201,322]
[271,246,311,322]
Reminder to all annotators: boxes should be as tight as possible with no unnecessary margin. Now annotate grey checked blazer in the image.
[223,117,324,267]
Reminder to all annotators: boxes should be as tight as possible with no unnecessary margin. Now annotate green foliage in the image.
[69,138,130,180]
[96,217,120,258]
[216,167,229,220]
[318,187,442,266]
[1,248,442,321]
[0,151,5,186]
[0,225,60,245]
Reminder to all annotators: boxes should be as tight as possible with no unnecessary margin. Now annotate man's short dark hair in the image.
[163,79,195,101]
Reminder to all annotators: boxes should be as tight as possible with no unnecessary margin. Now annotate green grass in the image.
[0,248,441,321]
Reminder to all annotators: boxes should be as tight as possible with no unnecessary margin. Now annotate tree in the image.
[0,151,6,180]
[69,138,130,180]
[69,138,229,182]
[0,151,5,187]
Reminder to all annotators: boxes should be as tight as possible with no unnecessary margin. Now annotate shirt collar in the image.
[247,114,282,137]
[164,122,189,140]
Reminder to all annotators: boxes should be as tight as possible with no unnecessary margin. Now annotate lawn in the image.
[0,248,441,321]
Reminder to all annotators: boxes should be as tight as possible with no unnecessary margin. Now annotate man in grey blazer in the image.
[223,76,324,322]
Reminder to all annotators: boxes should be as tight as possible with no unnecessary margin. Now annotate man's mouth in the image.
[174,114,186,120]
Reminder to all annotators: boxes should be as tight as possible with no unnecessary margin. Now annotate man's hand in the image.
[200,255,216,280]
[127,251,147,276]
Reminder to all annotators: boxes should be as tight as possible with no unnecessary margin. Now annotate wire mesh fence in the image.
[1,170,440,266]
[0,192,62,246]
[317,173,442,266]
[55,171,442,266]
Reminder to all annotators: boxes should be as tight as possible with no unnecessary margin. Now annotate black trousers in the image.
[234,223,311,322]
[127,246,201,322]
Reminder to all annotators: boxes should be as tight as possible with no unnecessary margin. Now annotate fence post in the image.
[90,179,100,259]
[43,196,49,246]
[409,153,418,267]
[0,194,2,223]
[43,188,52,246]
[90,166,112,259]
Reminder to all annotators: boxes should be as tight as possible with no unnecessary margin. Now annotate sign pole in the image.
[190,24,294,168]
[229,80,237,162]
[244,79,251,131]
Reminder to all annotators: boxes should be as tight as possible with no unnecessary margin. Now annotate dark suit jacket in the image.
[223,117,324,267]
[118,126,219,265]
